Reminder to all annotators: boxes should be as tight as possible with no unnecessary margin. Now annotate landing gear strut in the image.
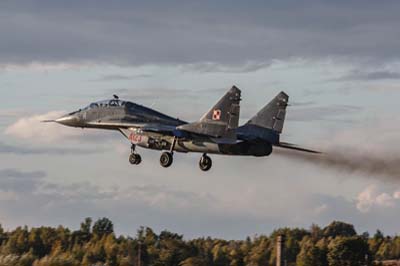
[129,144,142,165]
[160,137,177,168]
[199,153,212,171]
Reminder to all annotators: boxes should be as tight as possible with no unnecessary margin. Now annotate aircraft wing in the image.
[275,142,321,154]
[86,121,177,133]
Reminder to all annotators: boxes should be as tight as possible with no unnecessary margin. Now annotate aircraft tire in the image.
[129,154,141,165]
[135,154,142,165]
[199,154,212,171]
[160,152,173,167]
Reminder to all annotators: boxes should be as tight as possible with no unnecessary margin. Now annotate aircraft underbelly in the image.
[134,139,221,154]
[177,140,221,154]
[122,129,272,156]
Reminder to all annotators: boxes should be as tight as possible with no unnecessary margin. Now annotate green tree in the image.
[212,243,230,266]
[327,236,372,266]
[296,237,327,266]
[92,218,113,237]
[80,218,92,235]
[246,237,270,266]
[323,221,357,238]
[28,228,46,257]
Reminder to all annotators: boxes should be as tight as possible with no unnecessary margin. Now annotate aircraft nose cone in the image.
[55,114,80,127]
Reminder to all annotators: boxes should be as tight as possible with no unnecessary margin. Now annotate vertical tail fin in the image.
[178,86,241,138]
[200,85,241,128]
[246,91,288,133]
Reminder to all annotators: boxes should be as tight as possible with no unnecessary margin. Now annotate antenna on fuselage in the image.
[113,94,119,100]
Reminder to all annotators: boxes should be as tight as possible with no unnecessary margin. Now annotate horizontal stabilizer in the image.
[276,142,321,154]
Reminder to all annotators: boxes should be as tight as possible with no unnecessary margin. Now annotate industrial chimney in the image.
[276,234,285,266]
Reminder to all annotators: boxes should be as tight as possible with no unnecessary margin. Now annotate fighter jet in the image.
[47,86,319,171]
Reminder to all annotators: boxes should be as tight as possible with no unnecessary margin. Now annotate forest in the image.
[0,218,398,266]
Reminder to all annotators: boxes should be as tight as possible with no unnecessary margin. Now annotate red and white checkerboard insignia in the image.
[212,109,221,120]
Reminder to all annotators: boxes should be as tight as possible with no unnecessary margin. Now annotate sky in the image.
[2,0,400,239]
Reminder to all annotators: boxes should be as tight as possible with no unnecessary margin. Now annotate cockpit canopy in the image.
[83,99,130,110]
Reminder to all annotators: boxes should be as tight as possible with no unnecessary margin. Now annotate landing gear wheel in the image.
[199,154,212,171]
[129,153,142,165]
[160,152,173,168]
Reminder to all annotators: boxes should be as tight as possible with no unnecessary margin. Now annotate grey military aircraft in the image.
[46,86,319,171]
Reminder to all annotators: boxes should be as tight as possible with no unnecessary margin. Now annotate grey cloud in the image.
[1,1,400,66]
[290,101,316,107]
[183,62,272,73]
[286,105,361,122]
[109,87,195,100]
[0,169,45,179]
[0,168,46,192]
[0,170,271,238]
[0,141,101,155]
[92,73,152,82]
[338,70,400,81]
[1,165,399,238]
[0,167,391,238]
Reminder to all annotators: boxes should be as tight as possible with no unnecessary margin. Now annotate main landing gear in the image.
[160,137,176,168]
[199,153,212,171]
[129,144,142,165]
[160,152,173,167]
[129,139,213,171]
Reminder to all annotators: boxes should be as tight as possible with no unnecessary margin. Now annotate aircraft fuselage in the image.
[55,98,278,157]
[50,87,318,171]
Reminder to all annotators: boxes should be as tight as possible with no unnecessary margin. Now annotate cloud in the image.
[2,111,116,154]
[0,168,46,179]
[0,62,91,72]
[0,169,46,194]
[92,73,152,82]
[183,61,272,73]
[0,166,398,238]
[0,167,264,237]
[338,70,400,81]
[1,1,400,66]
[394,191,400,199]
[287,105,361,122]
[0,109,29,119]
[5,111,80,142]
[356,185,400,213]
[4,111,117,144]
[0,141,100,155]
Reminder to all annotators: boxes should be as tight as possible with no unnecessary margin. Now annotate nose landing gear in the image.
[199,154,212,171]
[129,144,142,165]
[129,153,142,165]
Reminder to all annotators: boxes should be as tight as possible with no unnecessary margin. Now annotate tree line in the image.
[0,218,398,266]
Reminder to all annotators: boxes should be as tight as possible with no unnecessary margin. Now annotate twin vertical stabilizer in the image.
[246,91,288,133]
[177,86,241,138]
[178,87,289,139]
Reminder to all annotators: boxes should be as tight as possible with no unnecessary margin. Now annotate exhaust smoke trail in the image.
[274,147,400,181]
